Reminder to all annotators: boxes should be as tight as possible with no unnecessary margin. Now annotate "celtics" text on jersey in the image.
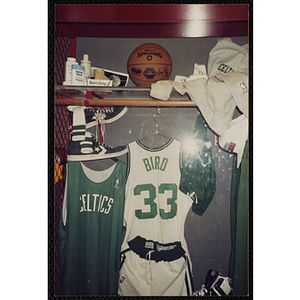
[79,193,113,214]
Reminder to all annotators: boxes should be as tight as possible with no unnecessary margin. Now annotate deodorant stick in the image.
[71,65,85,85]
[65,57,78,85]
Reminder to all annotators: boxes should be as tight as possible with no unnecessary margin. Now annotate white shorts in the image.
[118,236,193,296]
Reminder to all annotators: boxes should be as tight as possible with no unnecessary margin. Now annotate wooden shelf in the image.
[55,86,196,107]
[55,97,196,107]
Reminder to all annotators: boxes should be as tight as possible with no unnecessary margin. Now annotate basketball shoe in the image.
[67,106,128,128]
[67,132,128,161]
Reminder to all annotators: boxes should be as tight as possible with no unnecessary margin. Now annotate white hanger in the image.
[139,108,171,147]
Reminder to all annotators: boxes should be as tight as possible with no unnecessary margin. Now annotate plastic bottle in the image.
[64,57,78,85]
[71,65,85,85]
[80,54,91,85]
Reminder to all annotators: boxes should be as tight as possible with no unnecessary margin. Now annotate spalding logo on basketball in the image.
[127,43,172,87]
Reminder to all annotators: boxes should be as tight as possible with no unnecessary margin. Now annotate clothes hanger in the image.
[139,108,172,146]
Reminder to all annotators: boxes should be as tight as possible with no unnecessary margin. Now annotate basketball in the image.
[127,43,172,87]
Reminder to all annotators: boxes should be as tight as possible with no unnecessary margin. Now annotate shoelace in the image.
[98,107,114,114]
[192,285,208,296]
[93,108,114,142]
[145,250,155,284]
[91,107,105,143]
[93,112,106,122]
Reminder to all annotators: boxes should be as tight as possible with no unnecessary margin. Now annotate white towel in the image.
[206,76,237,135]
[149,58,249,138]
[216,72,249,119]
[185,39,249,135]
[184,74,248,136]
[150,64,208,100]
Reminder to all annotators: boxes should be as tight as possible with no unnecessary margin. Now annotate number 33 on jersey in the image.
[123,138,194,244]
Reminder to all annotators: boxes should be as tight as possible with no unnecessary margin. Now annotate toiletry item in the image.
[80,54,91,85]
[71,65,85,85]
[87,79,112,86]
[64,57,78,85]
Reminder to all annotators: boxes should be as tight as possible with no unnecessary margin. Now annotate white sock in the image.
[80,131,93,154]
[72,106,86,141]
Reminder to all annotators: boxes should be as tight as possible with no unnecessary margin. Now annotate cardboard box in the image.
[87,79,113,86]
[91,67,129,87]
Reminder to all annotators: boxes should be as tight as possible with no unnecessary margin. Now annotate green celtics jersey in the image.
[180,113,216,216]
[58,160,127,295]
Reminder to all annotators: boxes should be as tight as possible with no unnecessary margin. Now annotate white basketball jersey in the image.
[122,138,193,252]
[118,139,194,296]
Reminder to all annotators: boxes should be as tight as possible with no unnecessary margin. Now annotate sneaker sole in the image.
[67,147,128,161]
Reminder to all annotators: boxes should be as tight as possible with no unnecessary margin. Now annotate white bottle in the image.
[64,57,78,85]
[80,54,91,85]
[71,65,85,85]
